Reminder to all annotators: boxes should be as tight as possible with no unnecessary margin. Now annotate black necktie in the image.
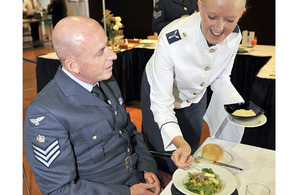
[91,84,105,100]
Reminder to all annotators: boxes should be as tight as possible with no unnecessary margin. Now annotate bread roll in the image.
[202,143,223,161]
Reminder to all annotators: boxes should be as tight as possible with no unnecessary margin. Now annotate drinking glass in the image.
[251,37,257,47]
[246,183,270,195]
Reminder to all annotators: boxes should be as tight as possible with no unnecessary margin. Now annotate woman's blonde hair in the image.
[200,0,247,9]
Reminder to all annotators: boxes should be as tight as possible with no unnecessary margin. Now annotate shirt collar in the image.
[62,66,96,92]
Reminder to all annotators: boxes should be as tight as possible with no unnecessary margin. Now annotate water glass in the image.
[246,183,270,195]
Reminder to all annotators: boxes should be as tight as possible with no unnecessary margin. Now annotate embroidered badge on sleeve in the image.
[32,140,61,168]
[166,30,181,44]
[153,10,162,19]
[29,115,48,128]
[30,116,45,126]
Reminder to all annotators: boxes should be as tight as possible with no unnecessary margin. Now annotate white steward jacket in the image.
[145,13,244,151]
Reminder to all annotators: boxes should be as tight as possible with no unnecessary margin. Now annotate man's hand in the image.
[144,172,161,194]
[130,182,159,195]
[171,136,193,169]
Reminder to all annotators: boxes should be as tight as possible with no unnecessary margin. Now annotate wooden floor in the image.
[22,44,209,195]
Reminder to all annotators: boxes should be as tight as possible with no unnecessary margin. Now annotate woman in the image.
[141,0,246,174]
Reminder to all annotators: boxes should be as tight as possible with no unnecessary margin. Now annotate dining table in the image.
[236,45,275,150]
[160,137,275,195]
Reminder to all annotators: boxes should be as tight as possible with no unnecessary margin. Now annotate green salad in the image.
[183,168,223,195]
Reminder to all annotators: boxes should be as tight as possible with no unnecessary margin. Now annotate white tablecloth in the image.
[40,45,275,80]
[160,137,275,195]
[239,45,275,79]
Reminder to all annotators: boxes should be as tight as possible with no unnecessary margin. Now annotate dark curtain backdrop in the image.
[238,0,276,45]
[88,0,153,39]
[88,0,275,45]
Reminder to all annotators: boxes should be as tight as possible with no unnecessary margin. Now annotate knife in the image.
[150,151,174,158]
[192,155,243,171]
[149,151,243,171]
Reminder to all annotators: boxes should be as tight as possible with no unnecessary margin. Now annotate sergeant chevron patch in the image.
[153,10,162,19]
[32,140,61,168]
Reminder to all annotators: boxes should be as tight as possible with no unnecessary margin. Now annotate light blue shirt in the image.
[62,67,97,92]
[62,67,112,105]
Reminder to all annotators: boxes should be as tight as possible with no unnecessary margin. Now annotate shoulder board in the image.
[232,25,240,33]
[166,29,182,44]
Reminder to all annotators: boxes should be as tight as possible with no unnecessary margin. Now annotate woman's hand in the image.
[171,136,193,169]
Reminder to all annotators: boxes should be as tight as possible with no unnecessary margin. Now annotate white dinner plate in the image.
[195,150,233,165]
[173,163,237,195]
[227,114,267,127]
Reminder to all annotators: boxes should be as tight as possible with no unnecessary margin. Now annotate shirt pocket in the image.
[70,119,113,163]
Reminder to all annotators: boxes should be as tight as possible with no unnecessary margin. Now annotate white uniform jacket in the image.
[145,13,244,151]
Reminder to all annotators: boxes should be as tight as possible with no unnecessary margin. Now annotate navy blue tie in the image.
[91,84,105,100]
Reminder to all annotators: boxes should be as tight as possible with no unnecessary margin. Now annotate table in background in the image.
[23,18,53,48]
[35,45,275,150]
[36,48,154,102]
[160,137,275,195]
[237,45,275,150]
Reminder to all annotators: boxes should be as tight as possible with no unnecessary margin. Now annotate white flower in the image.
[115,16,122,22]
[116,21,123,28]
[102,10,124,39]
[113,25,119,31]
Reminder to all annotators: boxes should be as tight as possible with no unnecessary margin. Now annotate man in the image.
[23,0,42,47]
[152,0,198,34]
[24,16,160,195]
[46,0,67,27]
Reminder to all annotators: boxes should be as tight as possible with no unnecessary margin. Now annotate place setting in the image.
[153,142,242,195]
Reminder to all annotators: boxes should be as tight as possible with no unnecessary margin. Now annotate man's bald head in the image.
[52,16,105,64]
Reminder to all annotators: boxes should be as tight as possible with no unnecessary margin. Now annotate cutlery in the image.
[192,155,243,171]
[150,151,173,158]
[149,151,243,171]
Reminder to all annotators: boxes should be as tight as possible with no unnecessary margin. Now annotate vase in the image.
[110,37,117,51]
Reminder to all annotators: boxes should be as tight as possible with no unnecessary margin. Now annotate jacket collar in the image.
[54,66,110,107]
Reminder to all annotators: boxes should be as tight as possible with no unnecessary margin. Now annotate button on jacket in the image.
[146,13,244,150]
[152,0,198,34]
[24,67,158,195]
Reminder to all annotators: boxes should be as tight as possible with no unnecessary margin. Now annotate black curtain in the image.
[88,0,275,45]
[88,0,153,39]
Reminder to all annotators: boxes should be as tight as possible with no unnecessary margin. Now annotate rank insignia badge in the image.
[32,140,61,168]
[166,29,181,44]
[36,135,45,143]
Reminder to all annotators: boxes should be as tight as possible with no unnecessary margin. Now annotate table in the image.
[35,45,275,150]
[237,46,275,150]
[160,137,275,195]
[36,47,154,102]
[23,18,53,47]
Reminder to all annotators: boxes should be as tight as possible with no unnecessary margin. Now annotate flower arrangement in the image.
[102,10,123,40]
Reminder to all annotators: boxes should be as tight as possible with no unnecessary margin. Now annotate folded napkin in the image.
[204,81,244,142]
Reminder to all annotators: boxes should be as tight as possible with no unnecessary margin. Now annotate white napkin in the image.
[204,81,245,142]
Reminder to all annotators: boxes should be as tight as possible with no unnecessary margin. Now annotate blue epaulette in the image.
[166,29,182,44]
